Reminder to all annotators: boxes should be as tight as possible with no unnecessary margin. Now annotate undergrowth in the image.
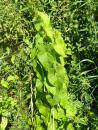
[0,0,98,130]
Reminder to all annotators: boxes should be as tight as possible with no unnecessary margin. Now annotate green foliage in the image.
[0,0,98,130]
[31,11,84,129]
[0,117,8,130]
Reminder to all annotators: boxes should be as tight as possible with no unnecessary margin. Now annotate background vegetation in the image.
[0,0,98,130]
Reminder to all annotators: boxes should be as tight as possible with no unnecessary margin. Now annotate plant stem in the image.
[30,73,33,130]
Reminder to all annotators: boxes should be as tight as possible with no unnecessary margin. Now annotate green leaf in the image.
[7,75,19,81]
[47,68,56,86]
[39,105,49,116]
[28,118,32,125]
[74,116,88,125]
[66,102,77,119]
[53,30,66,57]
[46,95,57,106]
[51,107,58,119]
[35,115,42,125]
[47,64,68,88]
[36,11,53,40]
[36,100,50,117]
[6,47,10,55]
[45,80,56,95]
[36,79,43,92]
[24,37,32,48]
[57,107,65,119]
[35,34,43,44]
[36,125,44,130]
[0,117,8,130]
[11,55,15,64]
[35,23,42,31]
[37,11,50,27]
[30,48,37,60]
[47,120,58,130]
[1,79,9,88]
[38,51,55,70]
[67,123,74,130]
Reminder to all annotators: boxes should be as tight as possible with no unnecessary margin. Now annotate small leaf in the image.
[28,118,32,125]
[6,47,10,55]
[11,55,15,64]
[1,79,9,88]
[36,79,43,91]
[7,75,15,81]
[24,37,32,48]
[30,48,37,60]
[74,116,88,125]
[67,123,74,130]
[7,75,19,81]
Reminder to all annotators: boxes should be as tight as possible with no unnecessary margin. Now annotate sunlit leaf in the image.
[1,79,9,88]
[1,117,8,130]
[67,123,74,130]
[11,55,15,64]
